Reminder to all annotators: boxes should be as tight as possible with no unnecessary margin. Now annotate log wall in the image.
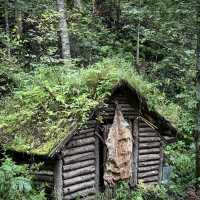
[61,120,97,200]
[137,119,163,184]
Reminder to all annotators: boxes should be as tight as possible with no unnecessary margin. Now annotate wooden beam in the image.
[54,155,63,200]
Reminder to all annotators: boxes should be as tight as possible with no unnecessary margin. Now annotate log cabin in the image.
[2,80,177,200]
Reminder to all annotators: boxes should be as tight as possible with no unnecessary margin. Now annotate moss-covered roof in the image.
[0,57,181,156]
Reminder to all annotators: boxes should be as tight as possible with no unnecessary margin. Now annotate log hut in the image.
[3,80,177,200]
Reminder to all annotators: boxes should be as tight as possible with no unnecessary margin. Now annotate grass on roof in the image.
[0,56,184,155]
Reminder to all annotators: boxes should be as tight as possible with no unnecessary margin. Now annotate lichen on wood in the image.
[104,102,133,186]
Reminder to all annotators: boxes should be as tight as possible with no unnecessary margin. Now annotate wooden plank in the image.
[63,152,95,165]
[63,180,95,195]
[139,127,155,132]
[63,188,95,200]
[63,173,95,187]
[133,119,138,186]
[63,166,95,179]
[66,137,95,148]
[62,144,95,156]
[138,170,159,178]
[63,160,95,172]
[35,170,53,176]
[54,157,63,200]
[139,148,160,155]
[139,154,160,162]
[139,142,160,149]
[139,160,160,167]
[95,133,100,192]
[139,137,161,143]
[139,132,158,137]
[138,165,159,172]
[138,176,159,183]
[78,128,95,135]
[159,143,164,183]
[72,132,94,140]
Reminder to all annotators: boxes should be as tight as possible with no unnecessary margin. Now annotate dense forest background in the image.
[0,0,200,199]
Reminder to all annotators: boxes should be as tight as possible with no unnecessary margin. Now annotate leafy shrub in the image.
[0,157,46,200]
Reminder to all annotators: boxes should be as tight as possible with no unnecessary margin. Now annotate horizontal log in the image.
[72,132,94,140]
[139,127,155,133]
[63,160,95,172]
[139,148,160,155]
[139,137,161,143]
[139,160,160,167]
[78,128,95,135]
[66,137,95,148]
[63,152,95,165]
[63,180,95,195]
[139,132,158,137]
[138,175,159,183]
[35,170,53,176]
[63,173,95,187]
[139,165,159,172]
[63,187,95,200]
[62,144,95,157]
[79,195,96,200]
[63,166,95,179]
[139,154,160,162]
[139,142,160,149]
[138,170,159,178]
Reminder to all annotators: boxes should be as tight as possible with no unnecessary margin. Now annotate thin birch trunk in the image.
[4,0,11,58]
[15,0,23,39]
[74,0,82,10]
[136,0,141,70]
[57,0,71,59]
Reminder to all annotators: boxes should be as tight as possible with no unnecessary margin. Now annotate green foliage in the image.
[0,157,46,200]
[0,56,184,155]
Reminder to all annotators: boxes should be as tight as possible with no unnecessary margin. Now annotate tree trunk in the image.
[4,0,11,58]
[196,1,200,182]
[15,0,23,39]
[57,0,71,59]
[74,0,82,10]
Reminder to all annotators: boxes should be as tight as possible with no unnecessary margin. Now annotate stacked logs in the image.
[62,121,97,200]
[137,119,162,184]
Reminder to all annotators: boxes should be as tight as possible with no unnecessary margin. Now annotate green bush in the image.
[0,157,46,200]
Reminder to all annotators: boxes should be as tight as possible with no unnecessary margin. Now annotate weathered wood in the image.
[72,132,94,140]
[138,175,159,183]
[138,165,159,172]
[95,133,100,192]
[63,152,95,164]
[66,137,95,148]
[35,170,54,176]
[138,170,159,178]
[159,142,164,183]
[139,148,160,155]
[133,119,139,186]
[139,154,160,162]
[63,180,95,195]
[63,160,95,172]
[62,144,95,156]
[78,128,95,135]
[139,142,160,149]
[54,157,63,200]
[63,165,95,179]
[139,127,155,132]
[139,160,160,167]
[139,137,161,143]
[63,173,95,187]
[139,132,158,137]
[63,188,95,200]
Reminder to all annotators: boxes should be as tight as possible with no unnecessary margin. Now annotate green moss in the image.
[0,56,183,155]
